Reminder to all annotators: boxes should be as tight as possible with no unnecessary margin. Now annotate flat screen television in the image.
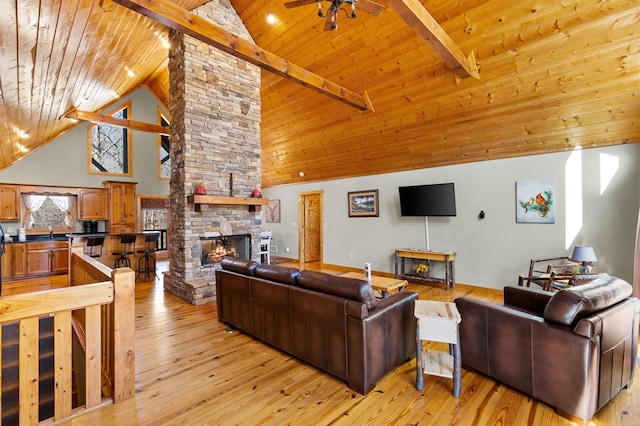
[398,183,457,217]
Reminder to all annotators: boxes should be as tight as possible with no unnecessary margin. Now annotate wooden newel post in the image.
[111,268,136,402]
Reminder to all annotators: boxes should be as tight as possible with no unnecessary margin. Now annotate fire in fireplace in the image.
[200,234,251,267]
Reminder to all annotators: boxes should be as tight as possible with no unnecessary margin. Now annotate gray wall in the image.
[262,143,639,289]
[1,85,637,289]
[0,87,169,195]
[0,87,170,234]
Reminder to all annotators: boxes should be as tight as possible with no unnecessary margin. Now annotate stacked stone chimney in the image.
[163,0,261,305]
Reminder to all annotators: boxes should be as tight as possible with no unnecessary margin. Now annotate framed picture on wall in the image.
[516,179,555,223]
[348,190,379,217]
[266,199,281,223]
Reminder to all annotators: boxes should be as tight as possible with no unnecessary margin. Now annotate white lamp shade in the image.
[570,246,597,263]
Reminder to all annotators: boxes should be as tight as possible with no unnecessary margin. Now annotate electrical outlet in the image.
[7,227,15,234]
[285,247,290,253]
[349,254,354,259]
[270,246,277,252]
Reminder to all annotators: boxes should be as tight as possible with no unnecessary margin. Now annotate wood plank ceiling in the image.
[0,0,638,188]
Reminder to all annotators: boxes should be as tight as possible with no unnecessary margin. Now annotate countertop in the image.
[67,232,159,238]
[4,234,69,243]
[3,231,160,243]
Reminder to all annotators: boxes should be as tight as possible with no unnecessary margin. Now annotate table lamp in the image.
[570,246,597,274]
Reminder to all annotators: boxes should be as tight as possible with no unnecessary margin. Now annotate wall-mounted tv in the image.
[398,183,457,217]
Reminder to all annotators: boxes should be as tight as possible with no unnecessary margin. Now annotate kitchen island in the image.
[68,232,159,273]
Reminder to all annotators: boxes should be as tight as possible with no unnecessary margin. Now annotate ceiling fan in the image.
[284,0,385,31]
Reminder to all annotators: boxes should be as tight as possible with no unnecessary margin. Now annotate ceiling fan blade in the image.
[355,0,385,16]
[284,0,322,9]
[324,9,338,31]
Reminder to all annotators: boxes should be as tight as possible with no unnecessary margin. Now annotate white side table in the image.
[414,300,462,397]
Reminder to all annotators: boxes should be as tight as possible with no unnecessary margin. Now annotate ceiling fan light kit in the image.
[285,0,384,31]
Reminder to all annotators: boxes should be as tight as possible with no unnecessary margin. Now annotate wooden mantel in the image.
[187,194,269,212]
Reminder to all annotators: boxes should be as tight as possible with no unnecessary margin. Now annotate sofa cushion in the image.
[254,264,299,285]
[220,257,258,275]
[296,270,377,310]
[543,276,632,326]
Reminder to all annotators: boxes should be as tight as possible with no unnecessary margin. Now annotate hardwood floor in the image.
[5,262,638,425]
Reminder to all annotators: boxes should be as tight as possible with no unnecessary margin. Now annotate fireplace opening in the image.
[200,234,251,267]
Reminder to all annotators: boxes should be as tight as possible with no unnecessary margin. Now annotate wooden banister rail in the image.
[69,246,136,403]
[0,247,135,424]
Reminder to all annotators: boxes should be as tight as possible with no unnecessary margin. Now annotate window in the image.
[22,193,76,231]
[158,109,170,179]
[88,101,132,176]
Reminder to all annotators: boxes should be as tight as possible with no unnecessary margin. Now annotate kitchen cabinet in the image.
[105,181,137,233]
[0,184,20,221]
[26,241,68,276]
[12,242,27,278]
[78,188,107,220]
[51,246,69,273]
[2,244,12,280]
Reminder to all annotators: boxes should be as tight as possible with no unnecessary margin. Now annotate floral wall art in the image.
[516,179,555,223]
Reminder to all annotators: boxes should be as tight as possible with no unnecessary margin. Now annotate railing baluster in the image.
[85,304,102,408]
[54,310,73,420]
[19,317,39,424]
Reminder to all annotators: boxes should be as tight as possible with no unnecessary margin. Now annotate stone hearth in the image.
[163,0,261,305]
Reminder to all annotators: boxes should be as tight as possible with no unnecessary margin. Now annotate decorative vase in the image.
[251,187,262,198]
[194,184,207,195]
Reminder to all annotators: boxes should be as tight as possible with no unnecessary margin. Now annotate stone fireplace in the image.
[163,0,262,305]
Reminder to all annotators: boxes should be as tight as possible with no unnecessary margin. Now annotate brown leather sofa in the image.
[455,276,639,421]
[215,258,418,394]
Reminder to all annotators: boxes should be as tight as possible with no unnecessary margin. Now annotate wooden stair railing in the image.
[0,247,135,425]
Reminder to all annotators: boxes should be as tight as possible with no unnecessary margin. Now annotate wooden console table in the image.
[395,249,456,290]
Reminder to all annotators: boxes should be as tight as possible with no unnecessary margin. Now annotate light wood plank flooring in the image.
[5,262,638,425]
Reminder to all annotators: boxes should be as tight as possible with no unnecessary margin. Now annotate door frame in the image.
[298,190,323,268]
[136,194,170,260]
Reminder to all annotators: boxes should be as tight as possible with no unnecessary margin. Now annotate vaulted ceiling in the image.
[1,0,638,187]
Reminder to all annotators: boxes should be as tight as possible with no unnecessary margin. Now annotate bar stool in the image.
[136,233,159,280]
[112,234,137,268]
[85,236,105,258]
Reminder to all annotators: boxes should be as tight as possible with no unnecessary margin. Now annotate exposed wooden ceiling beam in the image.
[112,0,373,112]
[65,110,170,135]
[385,0,479,79]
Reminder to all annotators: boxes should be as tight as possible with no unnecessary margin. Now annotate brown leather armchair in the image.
[455,276,639,422]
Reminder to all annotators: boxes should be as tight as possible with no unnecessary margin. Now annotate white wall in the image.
[262,144,640,289]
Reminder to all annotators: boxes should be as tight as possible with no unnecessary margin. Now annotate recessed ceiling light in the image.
[17,129,29,139]
[266,12,276,25]
[16,143,29,153]
[125,66,135,77]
